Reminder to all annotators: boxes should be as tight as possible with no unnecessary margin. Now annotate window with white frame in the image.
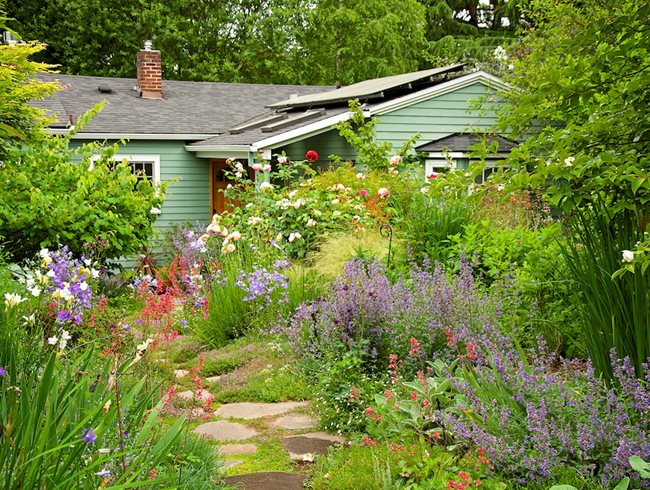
[90,154,161,184]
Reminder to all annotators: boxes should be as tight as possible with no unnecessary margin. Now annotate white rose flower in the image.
[622,250,635,263]
[149,206,162,215]
[306,219,317,227]
[260,182,274,192]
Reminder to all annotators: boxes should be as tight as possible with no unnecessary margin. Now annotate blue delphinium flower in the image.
[82,427,96,444]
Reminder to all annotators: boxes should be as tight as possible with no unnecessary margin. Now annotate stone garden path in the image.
[193,401,345,489]
[162,337,346,489]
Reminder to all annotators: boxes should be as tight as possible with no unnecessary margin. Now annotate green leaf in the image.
[612,477,630,490]
[629,456,650,478]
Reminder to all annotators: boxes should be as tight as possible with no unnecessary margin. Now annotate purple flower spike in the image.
[82,427,96,444]
[96,470,111,477]
[0,366,6,377]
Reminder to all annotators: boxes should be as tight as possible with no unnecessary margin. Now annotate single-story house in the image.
[35,42,512,237]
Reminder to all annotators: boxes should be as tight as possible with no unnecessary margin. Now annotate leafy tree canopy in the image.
[497,0,649,216]
[6,0,526,85]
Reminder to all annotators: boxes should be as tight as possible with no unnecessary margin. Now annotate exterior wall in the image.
[279,129,357,167]
[71,139,211,237]
[374,82,501,152]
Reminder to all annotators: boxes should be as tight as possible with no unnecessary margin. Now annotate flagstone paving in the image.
[193,420,259,441]
[224,472,307,490]
[281,432,346,461]
[218,444,258,455]
[215,401,310,420]
[168,340,348,488]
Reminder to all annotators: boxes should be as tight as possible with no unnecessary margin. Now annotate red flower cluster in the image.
[409,337,421,356]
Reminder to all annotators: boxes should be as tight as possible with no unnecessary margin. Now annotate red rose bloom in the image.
[305,150,318,162]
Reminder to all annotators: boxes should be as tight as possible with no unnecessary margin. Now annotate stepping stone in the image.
[224,472,306,490]
[215,401,310,420]
[176,389,213,402]
[272,414,317,430]
[174,369,189,379]
[219,444,258,455]
[194,420,258,441]
[205,375,222,383]
[281,432,345,461]
[222,459,244,470]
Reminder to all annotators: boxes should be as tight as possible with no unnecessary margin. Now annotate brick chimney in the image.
[136,40,163,99]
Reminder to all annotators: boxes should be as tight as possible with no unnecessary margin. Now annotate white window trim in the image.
[90,154,161,184]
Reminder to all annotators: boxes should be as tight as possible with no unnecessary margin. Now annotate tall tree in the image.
[7,0,428,86]
[418,0,529,65]
[304,0,428,86]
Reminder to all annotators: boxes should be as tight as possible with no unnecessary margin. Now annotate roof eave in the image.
[51,129,221,140]
[370,71,513,116]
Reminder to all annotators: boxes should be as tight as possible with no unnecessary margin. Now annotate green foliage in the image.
[335,100,421,171]
[311,349,386,434]
[0,20,57,157]
[562,205,649,378]
[492,0,650,375]
[0,342,185,488]
[398,193,475,265]
[0,134,166,263]
[195,246,255,347]
[0,36,166,263]
[421,0,527,65]
[310,443,406,490]
[301,0,427,86]
[8,0,427,86]
[498,0,649,252]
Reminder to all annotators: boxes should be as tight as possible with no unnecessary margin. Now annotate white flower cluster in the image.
[48,330,72,350]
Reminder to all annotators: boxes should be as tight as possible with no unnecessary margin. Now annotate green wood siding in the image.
[374,82,501,151]
[71,139,210,236]
[280,129,356,165]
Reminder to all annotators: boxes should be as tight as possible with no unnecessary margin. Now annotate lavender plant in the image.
[285,257,507,375]
[447,327,650,487]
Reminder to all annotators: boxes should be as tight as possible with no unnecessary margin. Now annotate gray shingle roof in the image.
[416,133,518,153]
[33,75,333,137]
[189,106,350,147]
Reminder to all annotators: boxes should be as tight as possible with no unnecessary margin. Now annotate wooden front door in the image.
[210,159,254,216]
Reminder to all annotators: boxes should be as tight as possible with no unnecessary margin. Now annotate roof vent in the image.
[97,85,114,94]
[144,40,153,51]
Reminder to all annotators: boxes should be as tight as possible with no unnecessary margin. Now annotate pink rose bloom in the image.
[428,172,438,179]
[389,155,401,165]
[252,163,263,171]
[263,164,272,172]
[377,188,390,198]
[359,189,368,197]
[277,156,288,164]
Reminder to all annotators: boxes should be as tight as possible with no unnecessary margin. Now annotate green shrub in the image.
[448,220,584,357]
[1,131,166,263]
